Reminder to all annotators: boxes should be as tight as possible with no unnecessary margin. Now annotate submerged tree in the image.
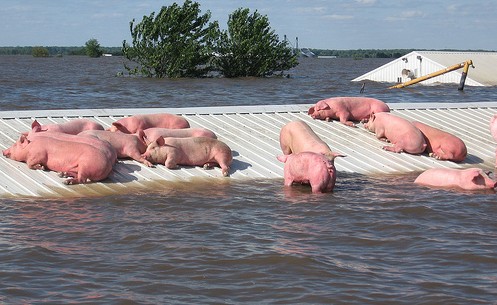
[212,8,298,77]
[85,38,103,58]
[122,0,219,78]
[32,46,50,57]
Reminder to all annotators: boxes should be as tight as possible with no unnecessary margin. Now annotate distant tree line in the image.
[311,49,410,59]
[309,48,495,59]
[2,46,493,59]
[0,46,123,56]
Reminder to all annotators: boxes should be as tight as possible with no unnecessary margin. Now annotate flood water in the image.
[1,55,497,304]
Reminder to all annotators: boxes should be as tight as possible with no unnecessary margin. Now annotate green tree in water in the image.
[213,8,298,77]
[122,0,219,78]
[32,46,50,57]
[85,38,103,58]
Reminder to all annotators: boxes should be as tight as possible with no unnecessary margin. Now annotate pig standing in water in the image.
[142,136,232,176]
[109,113,190,133]
[143,127,217,145]
[27,119,104,135]
[308,97,390,127]
[3,135,113,184]
[364,112,426,154]
[412,121,467,162]
[279,120,344,160]
[79,129,152,167]
[277,152,337,193]
[414,168,496,191]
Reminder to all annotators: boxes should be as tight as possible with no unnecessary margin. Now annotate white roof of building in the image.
[1,103,496,198]
[353,51,497,86]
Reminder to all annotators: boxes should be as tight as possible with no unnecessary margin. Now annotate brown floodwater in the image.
[1,55,497,304]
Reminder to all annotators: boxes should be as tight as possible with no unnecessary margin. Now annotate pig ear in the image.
[111,122,129,133]
[469,169,488,185]
[19,134,31,146]
[31,120,42,132]
[156,136,165,146]
[307,106,315,115]
[314,100,330,111]
[31,120,45,132]
[136,129,146,139]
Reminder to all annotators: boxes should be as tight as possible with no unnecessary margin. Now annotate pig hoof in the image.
[32,164,45,170]
[203,163,214,170]
[222,167,230,176]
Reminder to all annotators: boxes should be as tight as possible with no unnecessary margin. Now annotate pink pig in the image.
[412,121,467,162]
[79,129,152,167]
[109,113,190,133]
[2,135,113,184]
[364,112,427,154]
[279,120,344,160]
[143,127,217,145]
[277,152,337,193]
[414,168,496,191]
[142,136,233,176]
[308,97,390,127]
[27,123,117,164]
[27,119,104,135]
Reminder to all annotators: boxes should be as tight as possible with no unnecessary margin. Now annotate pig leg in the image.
[64,176,90,185]
[217,161,230,177]
[30,164,46,170]
[202,161,230,176]
[337,111,356,127]
[382,144,403,153]
[283,176,294,187]
[164,156,179,169]
[283,171,294,186]
[64,166,98,185]
[58,169,79,179]
[215,154,232,176]
[310,183,324,193]
[127,151,153,167]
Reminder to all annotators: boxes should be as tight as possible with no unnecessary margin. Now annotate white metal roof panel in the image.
[1,102,496,198]
[353,51,497,86]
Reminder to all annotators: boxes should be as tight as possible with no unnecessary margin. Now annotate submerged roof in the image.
[1,102,497,198]
[353,51,497,86]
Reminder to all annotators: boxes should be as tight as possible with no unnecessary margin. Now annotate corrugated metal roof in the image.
[352,51,497,86]
[1,102,496,198]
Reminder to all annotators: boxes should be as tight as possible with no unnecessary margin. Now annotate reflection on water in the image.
[1,56,497,304]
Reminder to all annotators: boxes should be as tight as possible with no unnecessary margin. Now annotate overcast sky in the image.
[1,0,495,50]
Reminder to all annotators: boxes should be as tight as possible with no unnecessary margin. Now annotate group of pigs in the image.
[2,113,233,184]
[3,97,497,193]
[280,96,497,192]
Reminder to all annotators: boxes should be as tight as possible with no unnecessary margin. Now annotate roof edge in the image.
[2,102,497,119]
